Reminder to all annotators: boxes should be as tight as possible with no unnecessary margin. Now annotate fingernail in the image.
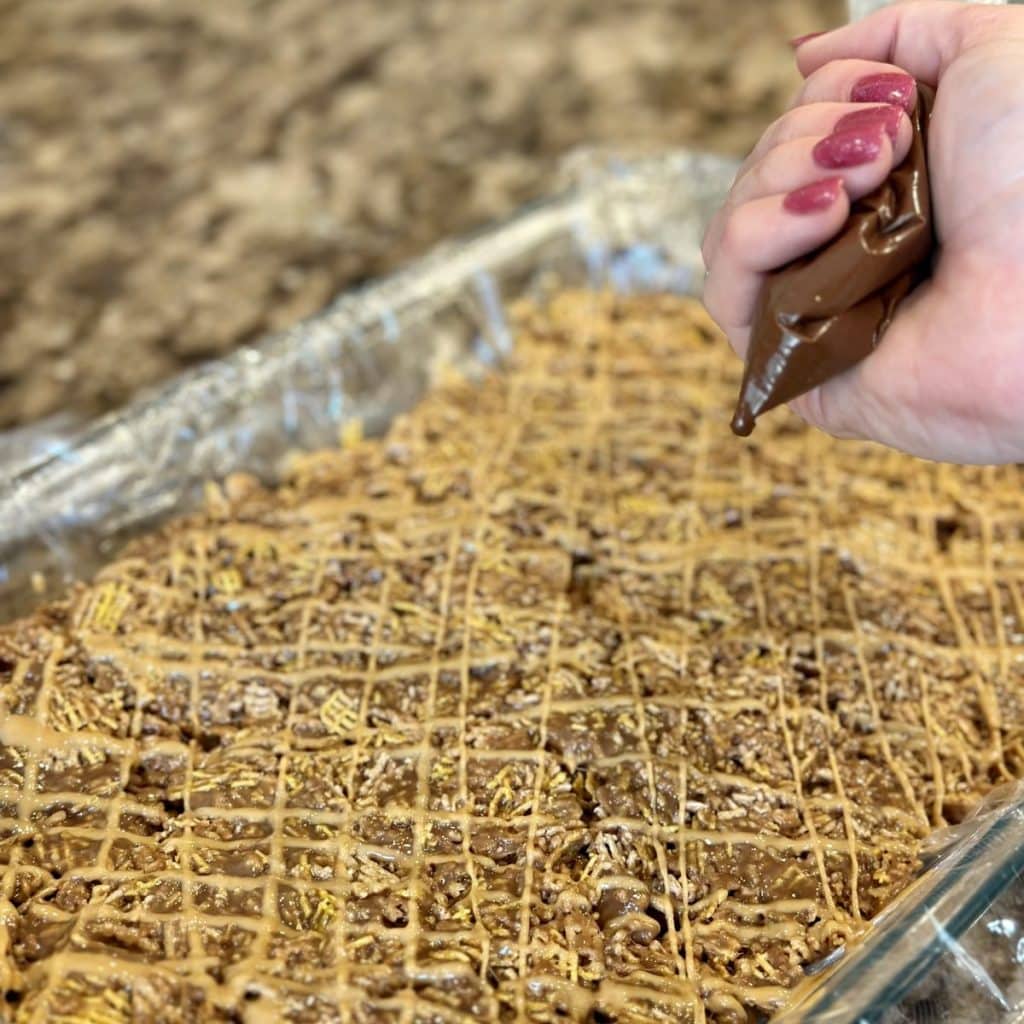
[790,31,825,48]
[783,177,844,214]
[834,105,903,142]
[850,72,915,111]
[813,125,884,169]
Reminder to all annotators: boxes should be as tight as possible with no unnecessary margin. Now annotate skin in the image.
[701,2,1024,464]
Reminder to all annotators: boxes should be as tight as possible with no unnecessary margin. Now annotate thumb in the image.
[795,1,1014,85]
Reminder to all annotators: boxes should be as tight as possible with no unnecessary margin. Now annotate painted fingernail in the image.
[790,31,825,48]
[813,125,884,169]
[834,105,903,142]
[850,72,915,111]
[783,177,844,214]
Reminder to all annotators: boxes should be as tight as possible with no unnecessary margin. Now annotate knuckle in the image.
[729,162,759,206]
[700,217,718,267]
[700,239,714,274]
[801,57,860,96]
[864,3,905,35]
[747,146,786,195]
[763,107,802,148]
[701,209,730,269]
[717,207,749,260]
[701,280,725,329]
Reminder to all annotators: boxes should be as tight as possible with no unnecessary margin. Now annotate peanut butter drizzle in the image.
[2,292,1023,1022]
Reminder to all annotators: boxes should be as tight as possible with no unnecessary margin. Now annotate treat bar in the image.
[2,292,1023,1023]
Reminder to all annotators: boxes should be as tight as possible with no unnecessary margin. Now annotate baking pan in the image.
[4,149,1024,1022]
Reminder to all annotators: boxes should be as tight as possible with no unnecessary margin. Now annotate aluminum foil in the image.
[0,150,732,619]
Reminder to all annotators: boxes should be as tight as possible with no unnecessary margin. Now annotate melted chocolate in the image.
[731,83,935,436]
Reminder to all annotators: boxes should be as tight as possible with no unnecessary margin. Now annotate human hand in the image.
[702,1,1024,464]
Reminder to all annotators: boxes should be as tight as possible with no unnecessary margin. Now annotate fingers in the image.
[703,50,917,291]
[703,120,898,270]
[731,114,909,210]
[794,1,1018,85]
[702,98,908,316]
[738,100,905,176]
[703,182,850,359]
[795,58,916,110]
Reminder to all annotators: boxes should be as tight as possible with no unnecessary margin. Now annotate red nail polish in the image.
[850,72,915,111]
[813,125,884,169]
[783,177,844,214]
[790,31,825,48]
[834,105,903,142]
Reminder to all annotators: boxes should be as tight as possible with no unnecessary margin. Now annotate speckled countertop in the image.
[0,0,842,429]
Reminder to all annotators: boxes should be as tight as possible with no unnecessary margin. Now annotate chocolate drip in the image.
[731,83,935,437]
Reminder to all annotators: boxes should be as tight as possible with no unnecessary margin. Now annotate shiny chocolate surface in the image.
[731,84,935,437]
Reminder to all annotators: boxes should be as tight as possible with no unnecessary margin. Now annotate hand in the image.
[701,1,1024,464]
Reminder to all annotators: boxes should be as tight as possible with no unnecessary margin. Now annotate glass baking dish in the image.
[3,149,1024,1022]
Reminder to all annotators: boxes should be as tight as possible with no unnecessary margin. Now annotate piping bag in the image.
[730,83,936,437]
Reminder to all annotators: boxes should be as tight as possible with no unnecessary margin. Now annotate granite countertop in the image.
[0,0,842,430]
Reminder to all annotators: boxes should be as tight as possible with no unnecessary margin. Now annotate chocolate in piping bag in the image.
[730,83,935,436]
